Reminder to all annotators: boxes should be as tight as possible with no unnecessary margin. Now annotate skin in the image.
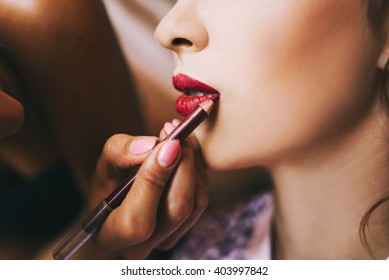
[0,0,143,184]
[0,0,146,258]
[0,0,208,259]
[86,132,207,260]
[155,0,389,258]
[0,55,24,139]
[0,91,23,140]
[38,130,208,260]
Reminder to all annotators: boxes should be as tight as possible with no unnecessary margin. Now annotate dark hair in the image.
[359,0,389,259]
[366,0,388,35]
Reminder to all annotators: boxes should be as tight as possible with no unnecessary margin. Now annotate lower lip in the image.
[175,94,220,116]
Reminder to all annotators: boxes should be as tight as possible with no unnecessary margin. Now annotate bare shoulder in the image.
[0,0,106,31]
[0,0,142,185]
[0,1,113,60]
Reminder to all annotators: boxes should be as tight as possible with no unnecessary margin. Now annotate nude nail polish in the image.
[164,122,176,135]
[158,140,180,167]
[129,137,157,155]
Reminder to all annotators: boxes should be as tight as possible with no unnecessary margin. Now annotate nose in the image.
[155,1,208,53]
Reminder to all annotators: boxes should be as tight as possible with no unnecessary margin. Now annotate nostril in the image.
[172,37,193,47]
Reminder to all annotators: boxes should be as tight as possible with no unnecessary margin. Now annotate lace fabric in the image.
[170,192,274,260]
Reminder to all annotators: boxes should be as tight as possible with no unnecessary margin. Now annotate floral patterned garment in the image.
[170,192,274,260]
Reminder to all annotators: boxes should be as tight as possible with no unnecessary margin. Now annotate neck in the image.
[270,104,389,259]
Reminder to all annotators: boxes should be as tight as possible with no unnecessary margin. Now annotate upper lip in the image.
[172,73,220,95]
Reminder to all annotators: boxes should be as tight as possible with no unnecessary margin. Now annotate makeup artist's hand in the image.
[87,122,208,259]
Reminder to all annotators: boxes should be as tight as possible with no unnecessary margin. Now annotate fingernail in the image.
[129,137,157,155]
[164,122,176,135]
[158,140,181,167]
[172,119,181,126]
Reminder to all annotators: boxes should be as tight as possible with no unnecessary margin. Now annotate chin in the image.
[200,147,252,171]
[196,125,261,171]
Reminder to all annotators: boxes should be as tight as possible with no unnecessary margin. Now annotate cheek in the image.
[197,0,375,169]
[199,77,367,171]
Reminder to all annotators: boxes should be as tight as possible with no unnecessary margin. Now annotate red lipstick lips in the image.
[173,73,220,116]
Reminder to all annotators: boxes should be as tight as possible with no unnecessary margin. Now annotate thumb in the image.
[96,140,182,248]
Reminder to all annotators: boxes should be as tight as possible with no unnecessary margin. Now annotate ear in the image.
[377,48,389,70]
[377,4,389,70]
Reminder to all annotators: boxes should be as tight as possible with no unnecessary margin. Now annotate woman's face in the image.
[155,0,380,170]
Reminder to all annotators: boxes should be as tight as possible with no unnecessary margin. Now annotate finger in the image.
[156,143,209,250]
[172,118,181,126]
[94,134,158,183]
[159,121,176,139]
[119,141,197,258]
[96,139,181,249]
[100,134,158,170]
[156,169,209,251]
[89,134,159,204]
[184,134,209,185]
[156,141,196,233]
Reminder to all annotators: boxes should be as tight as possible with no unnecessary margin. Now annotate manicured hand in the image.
[88,121,209,259]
